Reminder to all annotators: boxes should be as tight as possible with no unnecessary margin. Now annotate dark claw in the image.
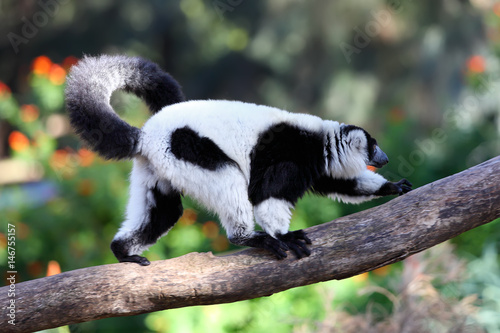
[277,230,312,259]
[232,231,290,259]
[296,230,312,245]
[119,255,151,266]
[255,231,289,259]
[267,239,289,260]
[401,179,413,187]
[396,179,413,195]
[284,229,312,244]
[287,241,311,259]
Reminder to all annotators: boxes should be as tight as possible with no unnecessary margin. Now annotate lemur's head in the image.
[340,125,389,169]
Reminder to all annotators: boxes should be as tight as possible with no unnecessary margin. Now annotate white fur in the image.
[113,157,157,255]
[254,198,294,237]
[329,169,387,204]
[356,169,387,192]
[115,158,152,236]
[322,123,368,179]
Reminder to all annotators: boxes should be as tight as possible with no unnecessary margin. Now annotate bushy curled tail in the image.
[65,55,185,159]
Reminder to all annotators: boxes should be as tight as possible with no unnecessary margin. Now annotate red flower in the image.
[8,131,30,152]
[46,260,61,276]
[20,104,40,122]
[0,81,11,99]
[48,64,66,85]
[467,55,485,74]
[32,55,53,76]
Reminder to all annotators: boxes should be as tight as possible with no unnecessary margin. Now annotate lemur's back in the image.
[140,99,325,177]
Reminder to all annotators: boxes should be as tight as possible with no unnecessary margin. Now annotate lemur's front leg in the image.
[253,198,312,259]
[313,169,413,203]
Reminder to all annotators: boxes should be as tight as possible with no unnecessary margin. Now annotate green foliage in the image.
[463,244,500,331]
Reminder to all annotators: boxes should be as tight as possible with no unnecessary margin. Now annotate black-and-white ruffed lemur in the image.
[65,55,412,266]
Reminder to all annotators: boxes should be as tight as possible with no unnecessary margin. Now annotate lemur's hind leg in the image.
[111,158,183,266]
[192,167,290,259]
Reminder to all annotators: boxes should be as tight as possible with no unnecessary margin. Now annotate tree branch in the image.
[2,156,500,333]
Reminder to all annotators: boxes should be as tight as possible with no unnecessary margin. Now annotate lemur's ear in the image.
[352,136,363,149]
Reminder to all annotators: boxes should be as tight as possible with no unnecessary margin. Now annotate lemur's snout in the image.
[369,146,389,168]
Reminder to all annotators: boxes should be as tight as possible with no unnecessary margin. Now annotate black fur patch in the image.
[325,133,333,165]
[124,57,185,113]
[313,176,410,198]
[139,185,183,245]
[313,176,362,197]
[110,185,183,265]
[248,123,326,205]
[66,98,142,160]
[366,136,378,161]
[170,126,237,171]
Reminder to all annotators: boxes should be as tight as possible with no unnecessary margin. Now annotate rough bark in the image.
[2,156,500,333]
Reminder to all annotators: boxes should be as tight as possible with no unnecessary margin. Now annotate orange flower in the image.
[352,272,369,283]
[467,55,485,74]
[78,148,95,167]
[179,208,198,226]
[50,149,70,170]
[47,260,61,276]
[0,233,6,249]
[373,264,392,276]
[48,64,66,85]
[32,55,53,76]
[0,81,11,99]
[8,131,30,151]
[202,221,219,239]
[20,104,39,122]
[494,2,500,17]
[211,235,229,252]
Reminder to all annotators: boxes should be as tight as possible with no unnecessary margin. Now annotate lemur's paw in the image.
[261,236,290,260]
[277,230,312,259]
[232,231,290,260]
[376,179,413,196]
[395,179,413,195]
[118,255,151,266]
[111,239,151,266]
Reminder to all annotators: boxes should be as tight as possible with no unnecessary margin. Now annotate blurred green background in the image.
[1,1,500,332]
